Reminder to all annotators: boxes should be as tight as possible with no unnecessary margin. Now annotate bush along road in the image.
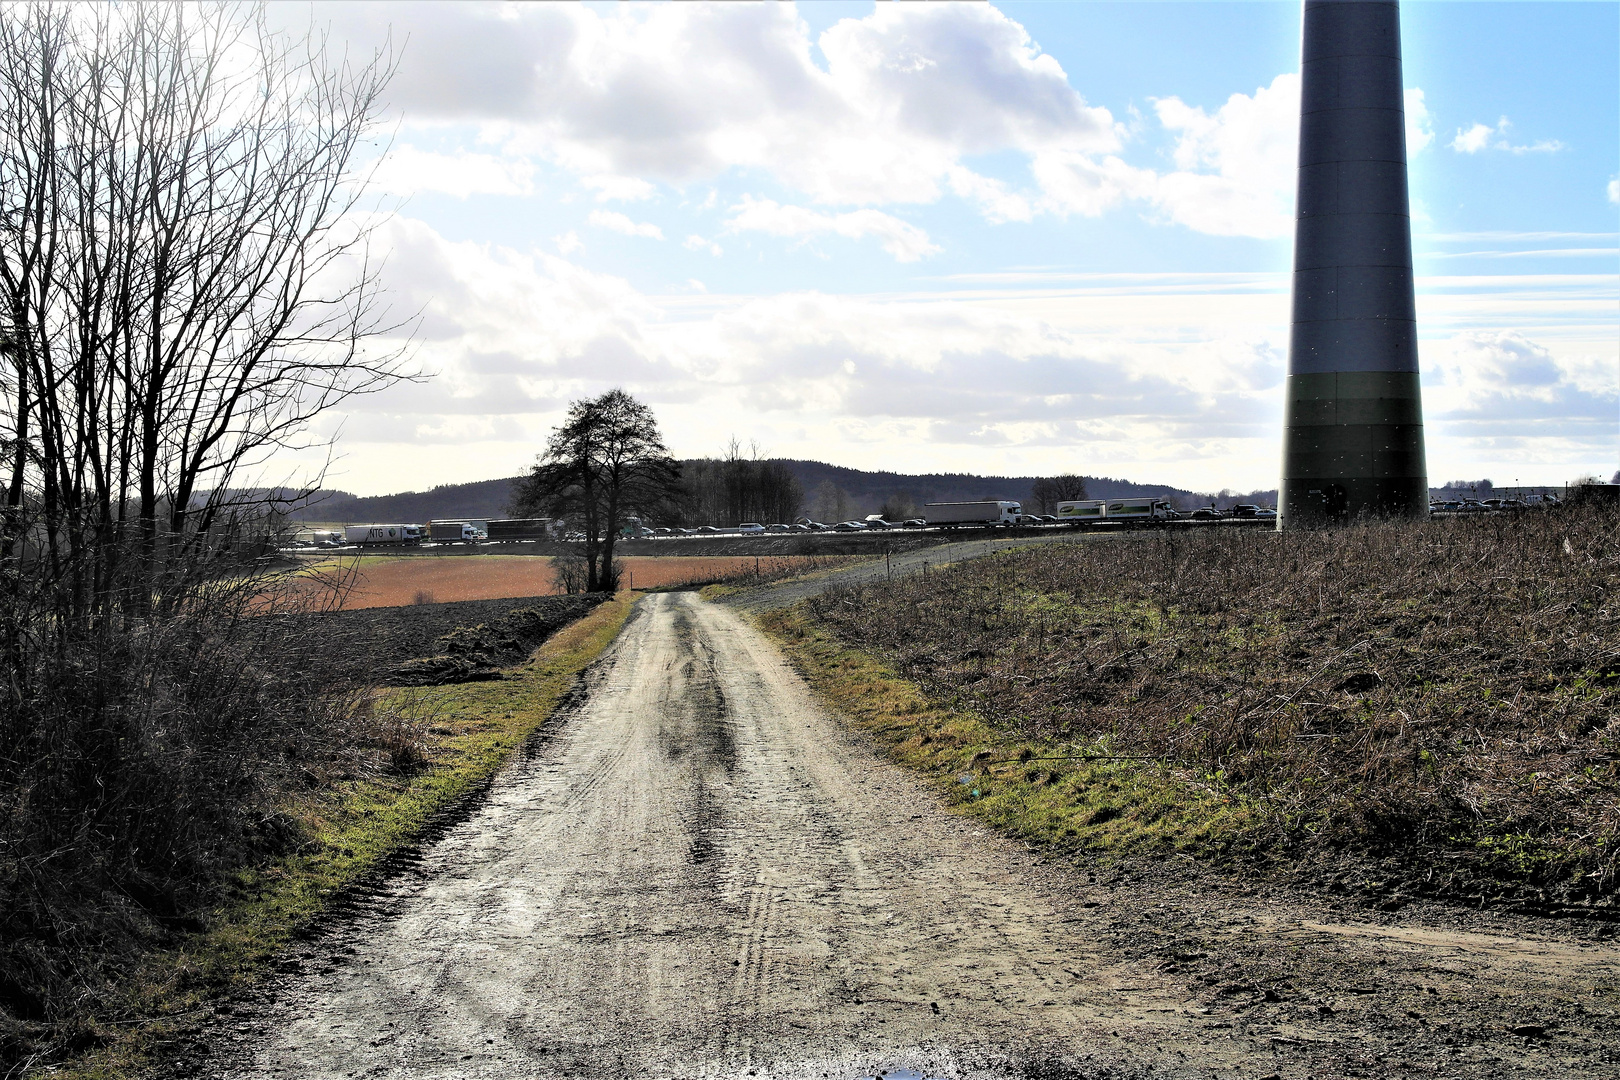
[184,578,1619,1079]
[30,595,636,1080]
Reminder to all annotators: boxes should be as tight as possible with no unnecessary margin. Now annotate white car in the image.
[737,522,765,533]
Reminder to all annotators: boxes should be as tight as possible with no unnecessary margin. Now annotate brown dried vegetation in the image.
[804,506,1620,900]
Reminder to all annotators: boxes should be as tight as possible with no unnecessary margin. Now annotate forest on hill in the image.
[289,460,1275,524]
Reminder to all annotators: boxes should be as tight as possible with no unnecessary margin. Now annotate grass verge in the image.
[757,507,1620,915]
[755,605,1259,861]
[42,592,636,1080]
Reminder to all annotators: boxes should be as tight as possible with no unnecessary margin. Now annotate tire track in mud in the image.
[198,592,1620,1080]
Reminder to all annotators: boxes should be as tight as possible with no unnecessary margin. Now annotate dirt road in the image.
[204,592,1619,1079]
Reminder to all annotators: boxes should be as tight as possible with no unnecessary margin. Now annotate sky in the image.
[273,1,1619,497]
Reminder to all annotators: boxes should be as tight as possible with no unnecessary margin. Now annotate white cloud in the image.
[1608,178,1619,205]
[1145,73,1300,238]
[369,145,534,198]
[553,231,583,256]
[587,210,664,240]
[947,166,1034,224]
[1450,117,1564,155]
[1451,121,1495,154]
[305,2,1117,210]
[1423,330,1617,462]
[1405,88,1434,156]
[684,234,723,257]
[724,197,941,262]
[581,174,656,202]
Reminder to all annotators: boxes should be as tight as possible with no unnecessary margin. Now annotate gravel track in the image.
[722,532,1104,611]
[198,592,1620,1080]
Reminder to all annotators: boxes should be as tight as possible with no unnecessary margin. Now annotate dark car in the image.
[832,521,866,531]
[1190,507,1221,520]
[901,518,927,527]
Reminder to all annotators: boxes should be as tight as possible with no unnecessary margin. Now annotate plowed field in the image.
[294,555,826,609]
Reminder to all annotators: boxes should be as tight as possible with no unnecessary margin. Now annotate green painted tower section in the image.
[1281,0,1428,526]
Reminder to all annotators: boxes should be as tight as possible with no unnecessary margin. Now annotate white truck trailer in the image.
[922,500,1023,526]
[344,523,422,547]
[1054,499,1107,523]
[1056,497,1175,523]
[428,520,486,543]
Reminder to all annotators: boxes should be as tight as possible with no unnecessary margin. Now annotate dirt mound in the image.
[390,600,607,686]
[287,594,605,689]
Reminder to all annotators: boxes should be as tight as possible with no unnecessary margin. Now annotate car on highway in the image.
[901,518,927,528]
[738,522,765,533]
[831,520,866,531]
[695,525,722,533]
[766,523,792,533]
[1189,506,1222,520]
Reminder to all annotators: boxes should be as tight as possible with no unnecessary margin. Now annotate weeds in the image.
[798,506,1620,899]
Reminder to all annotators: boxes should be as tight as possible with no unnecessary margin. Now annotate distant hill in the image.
[786,460,1207,514]
[290,462,1275,523]
[289,477,519,523]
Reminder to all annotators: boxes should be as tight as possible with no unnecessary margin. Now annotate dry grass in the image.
[799,506,1620,901]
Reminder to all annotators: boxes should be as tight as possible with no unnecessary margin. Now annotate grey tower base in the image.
[1282,370,1427,521]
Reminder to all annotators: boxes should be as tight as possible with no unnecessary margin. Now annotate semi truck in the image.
[1056,497,1175,523]
[1053,499,1106,523]
[486,518,553,541]
[922,500,1023,526]
[344,524,422,547]
[427,520,486,543]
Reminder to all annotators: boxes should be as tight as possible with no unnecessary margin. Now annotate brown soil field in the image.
[296,555,834,609]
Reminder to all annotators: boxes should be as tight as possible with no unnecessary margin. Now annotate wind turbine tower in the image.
[1280,0,1428,525]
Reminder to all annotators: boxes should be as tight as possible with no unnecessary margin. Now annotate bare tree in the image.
[512,389,681,592]
[812,479,850,524]
[0,3,410,614]
[0,5,413,1049]
[880,493,917,521]
[1030,474,1089,514]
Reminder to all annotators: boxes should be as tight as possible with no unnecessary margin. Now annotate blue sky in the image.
[279,1,1618,496]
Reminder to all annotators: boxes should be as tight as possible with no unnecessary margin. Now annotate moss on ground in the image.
[755,605,1259,862]
[48,593,636,1080]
